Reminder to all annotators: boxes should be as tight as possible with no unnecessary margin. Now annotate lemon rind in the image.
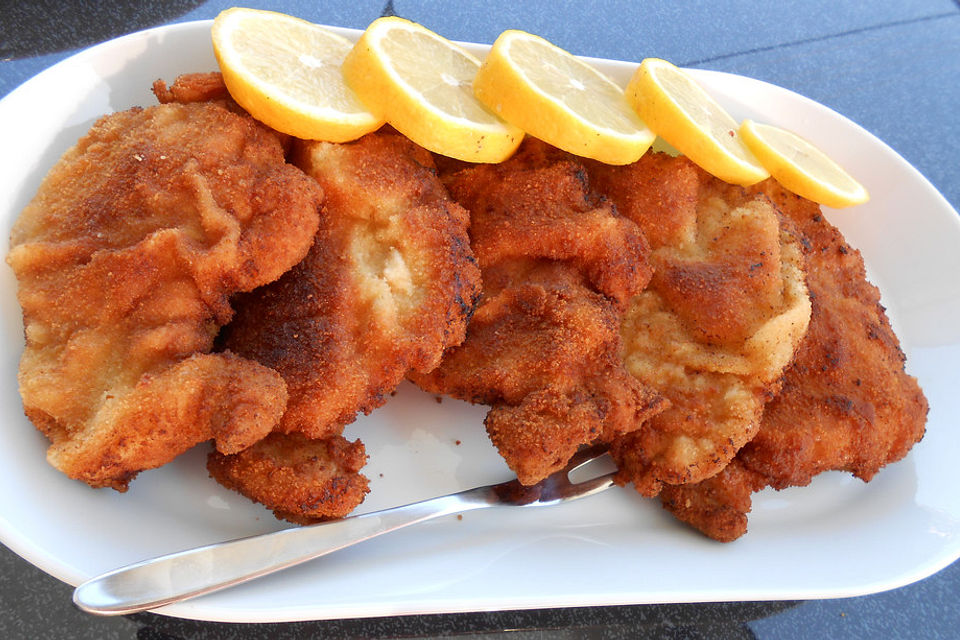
[343,17,522,162]
[212,8,384,141]
[496,30,654,140]
[740,120,869,208]
[627,58,769,185]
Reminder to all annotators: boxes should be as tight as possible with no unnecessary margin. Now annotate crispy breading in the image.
[224,130,481,439]
[217,130,480,521]
[7,101,322,490]
[412,139,666,485]
[450,149,650,306]
[586,153,811,495]
[208,433,369,523]
[152,72,232,105]
[153,73,295,153]
[660,180,928,541]
[659,458,765,543]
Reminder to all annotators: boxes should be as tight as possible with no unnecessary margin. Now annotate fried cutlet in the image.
[212,129,481,521]
[207,432,369,523]
[585,153,811,496]
[223,130,481,438]
[152,72,232,105]
[6,101,322,490]
[659,180,928,541]
[411,139,666,485]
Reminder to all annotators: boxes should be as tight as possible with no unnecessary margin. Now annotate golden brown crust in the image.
[152,73,295,153]
[152,72,232,105]
[587,153,811,495]
[659,459,767,543]
[7,101,321,490]
[215,130,480,522]
[658,180,928,541]
[448,157,650,308]
[412,139,665,485]
[208,433,369,523]
[741,180,927,486]
[223,130,481,439]
[32,352,288,491]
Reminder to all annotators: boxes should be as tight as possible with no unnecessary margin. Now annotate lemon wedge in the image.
[341,17,522,163]
[740,119,869,208]
[626,58,768,185]
[472,30,655,165]
[211,8,383,142]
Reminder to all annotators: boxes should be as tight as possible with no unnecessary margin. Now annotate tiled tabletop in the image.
[1,1,958,637]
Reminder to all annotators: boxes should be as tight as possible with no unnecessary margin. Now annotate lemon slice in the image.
[341,16,522,163]
[626,58,769,185]
[212,8,383,142]
[740,119,869,208]
[472,30,655,165]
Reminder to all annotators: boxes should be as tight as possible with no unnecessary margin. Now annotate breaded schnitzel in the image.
[586,153,811,496]
[213,129,481,521]
[224,130,481,438]
[208,432,369,523]
[153,72,232,105]
[659,180,928,541]
[7,101,322,490]
[412,139,666,485]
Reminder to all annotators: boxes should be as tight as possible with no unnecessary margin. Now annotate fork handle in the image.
[73,486,496,616]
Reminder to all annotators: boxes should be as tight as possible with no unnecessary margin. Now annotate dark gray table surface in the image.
[2,2,958,638]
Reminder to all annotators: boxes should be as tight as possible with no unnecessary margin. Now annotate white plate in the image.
[1,20,959,623]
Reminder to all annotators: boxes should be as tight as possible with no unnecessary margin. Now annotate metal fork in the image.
[73,445,616,615]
